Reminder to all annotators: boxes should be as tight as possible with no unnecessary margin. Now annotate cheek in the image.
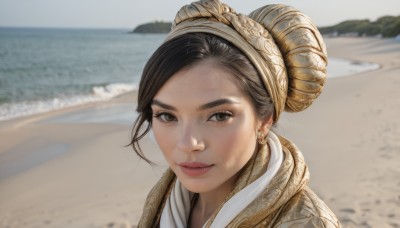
[213,120,257,164]
[152,124,175,161]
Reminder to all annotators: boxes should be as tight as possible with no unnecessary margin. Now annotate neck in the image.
[197,191,225,219]
[190,173,239,227]
[190,192,226,227]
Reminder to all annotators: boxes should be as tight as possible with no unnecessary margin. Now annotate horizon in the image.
[1,0,399,29]
[1,12,399,31]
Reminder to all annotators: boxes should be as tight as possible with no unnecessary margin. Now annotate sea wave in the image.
[328,57,380,77]
[0,83,137,122]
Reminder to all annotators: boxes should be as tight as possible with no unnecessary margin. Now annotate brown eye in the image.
[208,112,232,122]
[154,112,177,122]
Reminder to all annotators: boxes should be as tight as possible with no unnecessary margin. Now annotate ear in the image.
[258,115,273,135]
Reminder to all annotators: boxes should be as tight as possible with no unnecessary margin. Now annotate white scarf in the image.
[160,131,283,228]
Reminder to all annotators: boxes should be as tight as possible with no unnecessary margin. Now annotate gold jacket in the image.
[138,135,341,227]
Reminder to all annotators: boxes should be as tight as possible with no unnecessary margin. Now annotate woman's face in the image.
[151,59,267,194]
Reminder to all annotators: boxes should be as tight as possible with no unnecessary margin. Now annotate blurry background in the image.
[1,0,398,121]
[1,0,399,28]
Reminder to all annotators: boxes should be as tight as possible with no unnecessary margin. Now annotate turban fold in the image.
[166,0,327,121]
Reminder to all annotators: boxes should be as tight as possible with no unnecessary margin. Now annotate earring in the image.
[257,131,267,145]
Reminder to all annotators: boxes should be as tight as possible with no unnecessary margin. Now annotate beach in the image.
[0,37,399,227]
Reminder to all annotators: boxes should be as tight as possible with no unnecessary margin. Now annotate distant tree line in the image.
[132,16,400,37]
[131,21,172,33]
[318,15,400,38]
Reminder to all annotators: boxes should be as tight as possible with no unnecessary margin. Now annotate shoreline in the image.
[0,43,384,124]
[1,37,399,227]
[0,84,138,124]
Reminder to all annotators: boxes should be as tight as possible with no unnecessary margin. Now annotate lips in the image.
[178,162,214,177]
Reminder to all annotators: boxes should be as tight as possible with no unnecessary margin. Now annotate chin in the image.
[177,175,217,193]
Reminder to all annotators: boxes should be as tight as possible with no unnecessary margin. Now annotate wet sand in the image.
[0,37,399,227]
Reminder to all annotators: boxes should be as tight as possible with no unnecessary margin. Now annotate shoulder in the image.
[272,187,341,228]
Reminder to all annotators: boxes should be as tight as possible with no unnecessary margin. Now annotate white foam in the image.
[92,83,136,99]
[0,83,137,122]
[0,57,382,122]
[328,57,380,78]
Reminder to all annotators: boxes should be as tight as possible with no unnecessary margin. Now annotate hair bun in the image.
[249,5,328,113]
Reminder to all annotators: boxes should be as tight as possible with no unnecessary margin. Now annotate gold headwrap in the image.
[165,0,328,121]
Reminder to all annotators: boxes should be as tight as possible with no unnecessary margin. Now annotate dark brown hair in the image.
[129,33,274,163]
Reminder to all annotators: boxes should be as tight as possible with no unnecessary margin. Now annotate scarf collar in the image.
[138,132,309,227]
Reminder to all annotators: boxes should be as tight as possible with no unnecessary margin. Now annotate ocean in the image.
[0,28,379,121]
[0,28,164,121]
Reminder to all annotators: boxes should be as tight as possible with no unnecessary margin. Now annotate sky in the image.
[0,0,399,29]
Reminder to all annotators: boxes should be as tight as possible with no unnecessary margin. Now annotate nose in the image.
[177,124,205,153]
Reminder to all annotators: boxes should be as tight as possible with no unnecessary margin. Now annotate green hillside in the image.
[132,16,400,37]
[131,21,172,34]
[318,15,400,37]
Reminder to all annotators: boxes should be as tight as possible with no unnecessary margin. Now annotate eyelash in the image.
[153,112,177,123]
[208,111,233,122]
[152,111,234,123]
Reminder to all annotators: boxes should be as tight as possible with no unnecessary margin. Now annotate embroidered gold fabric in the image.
[137,134,340,227]
[165,0,328,121]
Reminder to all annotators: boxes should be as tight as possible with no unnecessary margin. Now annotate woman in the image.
[130,0,340,227]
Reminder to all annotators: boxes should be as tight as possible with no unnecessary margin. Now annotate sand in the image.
[0,37,399,227]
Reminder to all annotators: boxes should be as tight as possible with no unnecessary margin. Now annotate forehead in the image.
[153,59,246,104]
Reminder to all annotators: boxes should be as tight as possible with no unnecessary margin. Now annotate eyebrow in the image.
[198,98,239,110]
[151,98,239,111]
[151,99,177,111]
